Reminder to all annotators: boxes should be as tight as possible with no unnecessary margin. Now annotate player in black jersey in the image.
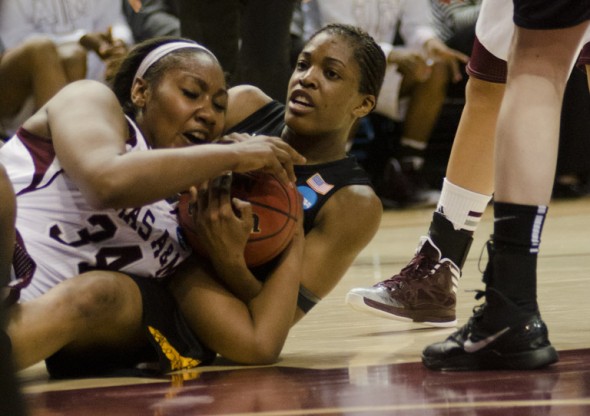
[168,23,387,363]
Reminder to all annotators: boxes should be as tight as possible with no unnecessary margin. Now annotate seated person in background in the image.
[430,0,481,56]
[123,0,180,43]
[0,36,74,139]
[0,0,135,134]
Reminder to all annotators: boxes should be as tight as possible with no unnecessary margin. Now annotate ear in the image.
[131,78,149,108]
[352,94,376,118]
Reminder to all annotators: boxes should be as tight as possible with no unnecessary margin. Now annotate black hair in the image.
[309,24,386,100]
[110,36,219,115]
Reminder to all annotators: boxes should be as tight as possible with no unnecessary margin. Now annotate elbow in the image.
[86,189,122,210]
[249,344,282,365]
[82,175,129,210]
[224,340,284,366]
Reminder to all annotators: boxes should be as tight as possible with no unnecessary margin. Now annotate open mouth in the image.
[290,90,314,108]
[183,132,209,145]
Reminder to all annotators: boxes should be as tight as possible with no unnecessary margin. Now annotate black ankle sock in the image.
[490,202,548,313]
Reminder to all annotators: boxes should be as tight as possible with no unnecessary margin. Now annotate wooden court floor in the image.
[17,197,590,415]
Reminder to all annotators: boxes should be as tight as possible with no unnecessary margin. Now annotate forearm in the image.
[209,255,263,303]
[239,234,303,362]
[85,144,241,209]
[170,232,303,365]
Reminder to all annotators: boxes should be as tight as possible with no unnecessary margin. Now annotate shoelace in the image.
[448,291,487,342]
[379,252,439,290]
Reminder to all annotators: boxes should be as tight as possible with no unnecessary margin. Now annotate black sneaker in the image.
[422,288,559,371]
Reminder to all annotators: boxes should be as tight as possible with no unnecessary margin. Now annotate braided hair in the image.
[309,24,386,100]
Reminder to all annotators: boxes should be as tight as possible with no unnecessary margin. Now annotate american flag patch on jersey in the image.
[306,173,334,195]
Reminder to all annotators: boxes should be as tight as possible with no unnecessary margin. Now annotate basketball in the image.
[177,172,301,267]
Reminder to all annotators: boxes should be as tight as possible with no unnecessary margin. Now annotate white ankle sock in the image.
[436,178,492,232]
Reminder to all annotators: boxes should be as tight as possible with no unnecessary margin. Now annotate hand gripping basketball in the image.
[178,172,301,267]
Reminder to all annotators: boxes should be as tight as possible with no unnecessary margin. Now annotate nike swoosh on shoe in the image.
[463,327,510,353]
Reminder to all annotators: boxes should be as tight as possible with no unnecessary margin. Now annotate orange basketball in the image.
[177,172,301,267]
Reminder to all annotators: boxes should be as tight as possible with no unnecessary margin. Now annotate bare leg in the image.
[0,37,69,117]
[422,21,590,372]
[402,61,450,147]
[7,271,144,371]
[346,75,503,327]
[57,42,87,82]
[446,77,504,195]
[495,25,589,205]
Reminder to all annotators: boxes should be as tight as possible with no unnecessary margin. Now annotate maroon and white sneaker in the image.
[346,237,459,328]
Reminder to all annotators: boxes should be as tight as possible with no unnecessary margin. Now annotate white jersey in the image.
[0,117,192,301]
[476,0,590,61]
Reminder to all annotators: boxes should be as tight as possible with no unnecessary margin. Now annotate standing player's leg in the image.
[346,38,505,328]
[423,4,590,371]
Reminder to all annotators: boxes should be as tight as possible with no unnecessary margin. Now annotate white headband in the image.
[133,41,216,82]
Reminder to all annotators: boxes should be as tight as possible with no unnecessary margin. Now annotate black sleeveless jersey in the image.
[227,101,373,234]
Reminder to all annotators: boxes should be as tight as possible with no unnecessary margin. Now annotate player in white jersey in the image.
[2,118,192,301]
[1,36,305,375]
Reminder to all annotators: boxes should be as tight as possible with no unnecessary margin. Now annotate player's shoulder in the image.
[225,85,273,131]
[322,184,382,228]
[48,79,119,111]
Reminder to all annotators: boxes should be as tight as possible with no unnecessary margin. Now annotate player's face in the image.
[138,53,228,149]
[285,32,366,137]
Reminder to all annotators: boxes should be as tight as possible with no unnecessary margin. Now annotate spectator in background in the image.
[0,0,134,135]
[0,36,73,138]
[304,0,469,208]
[0,0,134,83]
[430,0,481,56]
[123,0,180,42]
[173,0,297,103]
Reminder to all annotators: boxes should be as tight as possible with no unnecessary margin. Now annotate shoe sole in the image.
[422,345,559,371]
[345,292,458,329]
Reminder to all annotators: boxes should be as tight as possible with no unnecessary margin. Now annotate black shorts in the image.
[513,0,590,29]
[45,276,216,379]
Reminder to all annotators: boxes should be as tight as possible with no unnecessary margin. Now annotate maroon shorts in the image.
[578,42,590,69]
[466,36,590,82]
[466,36,508,84]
